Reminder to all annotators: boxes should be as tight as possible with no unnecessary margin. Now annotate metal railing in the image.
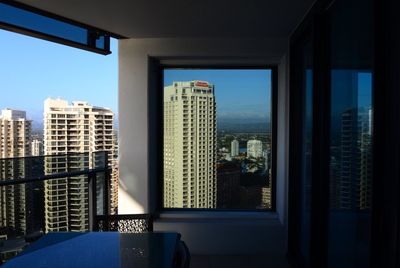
[0,151,111,263]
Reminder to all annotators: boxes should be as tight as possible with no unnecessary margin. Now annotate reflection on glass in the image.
[327,0,373,265]
[163,69,272,209]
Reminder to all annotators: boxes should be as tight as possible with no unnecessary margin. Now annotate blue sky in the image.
[0,28,272,127]
[0,29,118,126]
[358,72,372,108]
[164,69,272,121]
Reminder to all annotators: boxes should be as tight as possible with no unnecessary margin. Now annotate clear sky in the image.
[0,29,118,127]
[164,69,272,121]
[0,28,273,127]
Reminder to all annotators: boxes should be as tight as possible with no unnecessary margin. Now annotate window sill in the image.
[156,210,280,222]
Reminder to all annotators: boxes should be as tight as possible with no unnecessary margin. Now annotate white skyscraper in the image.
[0,109,32,236]
[247,139,263,158]
[0,109,31,158]
[164,81,217,208]
[231,139,239,157]
[43,98,118,232]
[31,139,43,156]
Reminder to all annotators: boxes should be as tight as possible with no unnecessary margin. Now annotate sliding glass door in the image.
[327,0,373,267]
[289,0,373,267]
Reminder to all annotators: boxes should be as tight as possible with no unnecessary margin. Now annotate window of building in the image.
[162,68,276,210]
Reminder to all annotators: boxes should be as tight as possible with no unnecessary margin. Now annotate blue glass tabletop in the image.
[3,232,180,268]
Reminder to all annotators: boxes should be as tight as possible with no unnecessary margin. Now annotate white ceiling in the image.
[17,0,315,38]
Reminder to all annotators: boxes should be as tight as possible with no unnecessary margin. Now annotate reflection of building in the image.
[44,98,118,232]
[31,139,43,156]
[164,81,217,208]
[333,107,372,210]
[231,139,239,157]
[359,108,372,209]
[247,140,262,158]
[217,162,240,208]
[0,109,32,236]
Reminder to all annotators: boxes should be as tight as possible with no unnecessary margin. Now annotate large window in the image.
[162,68,275,210]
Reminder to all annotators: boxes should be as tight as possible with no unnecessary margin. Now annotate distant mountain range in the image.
[217,117,271,132]
[29,113,263,133]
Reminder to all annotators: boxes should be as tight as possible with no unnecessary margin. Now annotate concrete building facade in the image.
[247,140,263,158]
[31,139,43,156]
[43,98,117,232]
[0,109,32,236]
[231,139,239,157]
[163,81,217,208]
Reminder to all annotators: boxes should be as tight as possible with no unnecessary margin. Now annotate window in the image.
[162,68,276,210]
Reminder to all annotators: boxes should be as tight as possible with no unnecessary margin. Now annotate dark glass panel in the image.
[0,2,109,53]
[327,0,373,266]
[299,40,313,266]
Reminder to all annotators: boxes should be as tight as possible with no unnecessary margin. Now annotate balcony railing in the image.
[0,151,111,263]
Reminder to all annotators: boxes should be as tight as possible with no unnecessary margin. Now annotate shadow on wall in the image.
[118,178,145,214]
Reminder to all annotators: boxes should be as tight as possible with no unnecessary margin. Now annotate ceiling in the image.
[17,0,315,38]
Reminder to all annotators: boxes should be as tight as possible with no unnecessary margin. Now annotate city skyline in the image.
[163,77,272,210]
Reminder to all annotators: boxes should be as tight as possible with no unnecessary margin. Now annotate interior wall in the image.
[118,37,290,254]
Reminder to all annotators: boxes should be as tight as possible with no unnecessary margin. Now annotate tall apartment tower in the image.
[231,139,239,157]
[164,81,217,208]
[43,98,117,232]
[247,140,263,158]
[31,139,43,156]
[0,110,31,158]
[0,109,31,236]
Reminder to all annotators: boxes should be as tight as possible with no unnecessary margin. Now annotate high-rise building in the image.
[0,110,31,159]
[111,130,119,214]
[31,139,43,156]
[0,109,32,236]
[217,162,240,208]
[43,98,117,232]
[164,81,217,208]
[231,139,239,157]
[247,140,263,158]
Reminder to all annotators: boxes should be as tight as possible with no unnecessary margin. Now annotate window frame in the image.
[151,63,278,213]
[0,0,124,55]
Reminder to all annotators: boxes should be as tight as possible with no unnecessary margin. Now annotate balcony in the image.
[0,152,114,263]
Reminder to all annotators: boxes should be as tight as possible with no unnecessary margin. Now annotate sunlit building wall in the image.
[231,139,239,157]
[31,139,43,156]
[0,109,31,236]
[164,81,217,208]
[44,98,117,232]
[247,139,263,158]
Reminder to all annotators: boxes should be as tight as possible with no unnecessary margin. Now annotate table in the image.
[3,232,181,268]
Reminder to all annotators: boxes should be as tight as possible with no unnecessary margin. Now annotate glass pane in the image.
[163,69,272,209]
[0,2,109,52]
[328,0,373,266]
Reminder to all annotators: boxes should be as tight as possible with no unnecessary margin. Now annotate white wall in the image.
[118,37,290,255]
